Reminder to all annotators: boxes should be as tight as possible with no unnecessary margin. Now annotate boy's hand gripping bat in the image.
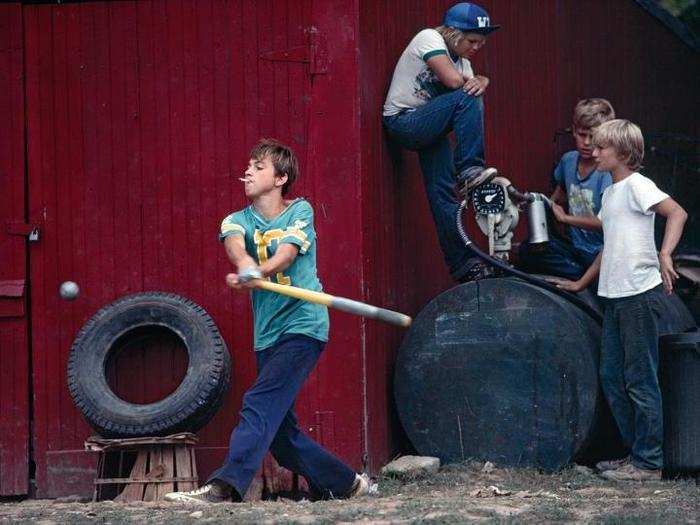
[236,268,412,328]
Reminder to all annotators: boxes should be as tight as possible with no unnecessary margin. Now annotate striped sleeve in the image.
[414,29,449,62]
[219,213,246,242]
[422,49,447,61]
[280,201,315,255]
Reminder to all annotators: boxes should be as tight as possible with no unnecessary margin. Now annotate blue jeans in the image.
[208,335,356,499]
[600,285,664,470]
[383,89,486,281]
[518,238,599,281]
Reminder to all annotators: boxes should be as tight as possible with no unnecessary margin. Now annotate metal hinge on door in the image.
[5,221,41,242]
[259,27,328,75]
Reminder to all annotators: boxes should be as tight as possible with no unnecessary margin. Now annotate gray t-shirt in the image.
[383,28,474,116]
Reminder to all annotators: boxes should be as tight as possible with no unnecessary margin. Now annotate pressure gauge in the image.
[472,183,506,214]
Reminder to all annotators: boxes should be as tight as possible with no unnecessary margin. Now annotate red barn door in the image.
[0,3,30,496]
[23,0,362,499]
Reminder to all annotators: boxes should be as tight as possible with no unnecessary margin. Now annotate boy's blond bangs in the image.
[593,119,645,170]
[435,26,466,52]
[573,98,615,130]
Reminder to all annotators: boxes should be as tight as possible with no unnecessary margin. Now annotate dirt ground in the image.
[1,462,698,524]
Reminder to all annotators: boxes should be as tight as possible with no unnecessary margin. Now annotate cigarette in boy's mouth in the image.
[239,178,249,183]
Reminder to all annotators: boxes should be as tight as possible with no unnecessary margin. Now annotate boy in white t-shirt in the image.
[382,2,501,282]
[555,120,688,481]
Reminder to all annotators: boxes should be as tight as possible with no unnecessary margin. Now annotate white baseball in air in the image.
[59,281,80,301]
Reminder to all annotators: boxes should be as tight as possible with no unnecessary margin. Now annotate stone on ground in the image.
[381,455,440,479]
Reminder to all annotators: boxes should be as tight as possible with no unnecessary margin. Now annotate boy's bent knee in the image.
[455,89,484,108]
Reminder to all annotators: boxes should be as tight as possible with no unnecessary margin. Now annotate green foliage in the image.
[659,0,700,37]
[660,0,696,16]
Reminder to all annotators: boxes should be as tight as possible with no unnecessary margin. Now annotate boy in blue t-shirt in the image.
[165,139,368,504]
[519,99,615,280]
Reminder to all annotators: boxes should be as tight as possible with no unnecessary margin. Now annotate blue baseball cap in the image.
[443,2,500,34]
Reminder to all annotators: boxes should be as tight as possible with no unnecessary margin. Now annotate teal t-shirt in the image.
[219,198,329,350]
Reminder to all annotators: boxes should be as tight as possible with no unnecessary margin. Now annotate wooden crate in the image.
[85,433,199,502]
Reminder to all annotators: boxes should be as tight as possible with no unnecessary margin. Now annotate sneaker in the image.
[458,261,493,283]
[346,473,370,498]
[601,463,661,482]
[457,167,498,199]
[596,456,631,472]
[163,481,231,504]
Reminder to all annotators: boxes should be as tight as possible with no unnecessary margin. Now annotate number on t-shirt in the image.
[253,229,292,285]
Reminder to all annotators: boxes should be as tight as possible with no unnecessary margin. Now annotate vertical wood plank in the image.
[0,2,29,496]
[143,446,159,501]
[174,445,194,491]
[158,446,174,499]
[181,0,204,308]
[138,0,159,293]
[51,1,77,450]
[63,3,87,445]
[167,0,189,301]
[24,3,48,496]
[107,1,131,300]
[154,0,175,295]
[211,0,231,363]
[115,448,148,502]
[38,3,62,462]
[272,0,289,141]
[256,0,274,139]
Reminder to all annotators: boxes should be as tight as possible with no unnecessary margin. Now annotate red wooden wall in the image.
[0,3,30,496]
[358,0,699,468]
[22,0,363,498]
[1,0,698,498]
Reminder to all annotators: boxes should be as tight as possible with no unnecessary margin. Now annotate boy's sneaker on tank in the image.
[595,455,631,472]
[164,481,232,504]
[457,167,498,199]
[458,261,493,283]
[601,463,661,481]
[346,473,371,498]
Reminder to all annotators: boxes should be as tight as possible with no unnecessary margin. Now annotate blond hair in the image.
[593,119,645,170]
[435,25,466,52]
[573,98,615,130]
[250,139,299,195]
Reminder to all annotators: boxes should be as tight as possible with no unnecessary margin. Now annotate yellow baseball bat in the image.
[253,279,412,328]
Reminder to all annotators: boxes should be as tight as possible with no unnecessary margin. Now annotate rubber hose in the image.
[456,200,603,324]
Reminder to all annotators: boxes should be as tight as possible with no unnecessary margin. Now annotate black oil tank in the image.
[659,331,700,477]
[394,277,696,472]
[394,277,602,471]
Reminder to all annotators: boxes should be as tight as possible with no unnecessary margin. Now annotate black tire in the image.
[67,292,231,438]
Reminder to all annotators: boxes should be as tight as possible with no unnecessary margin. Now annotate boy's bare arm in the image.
[549,185,602,231]
[426,55,465,89]
[549,252,602,293]
[550,185,566,205]
[425,56,489,95]
[224,235,257,270]
[551,204,603,231]
[652,197,688,294]
[258,243,299,277]
[463,75,489,96]
[224,237,299,289]
[223,236,258,289]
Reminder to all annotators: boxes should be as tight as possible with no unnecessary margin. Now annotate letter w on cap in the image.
[477,16,490,27]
